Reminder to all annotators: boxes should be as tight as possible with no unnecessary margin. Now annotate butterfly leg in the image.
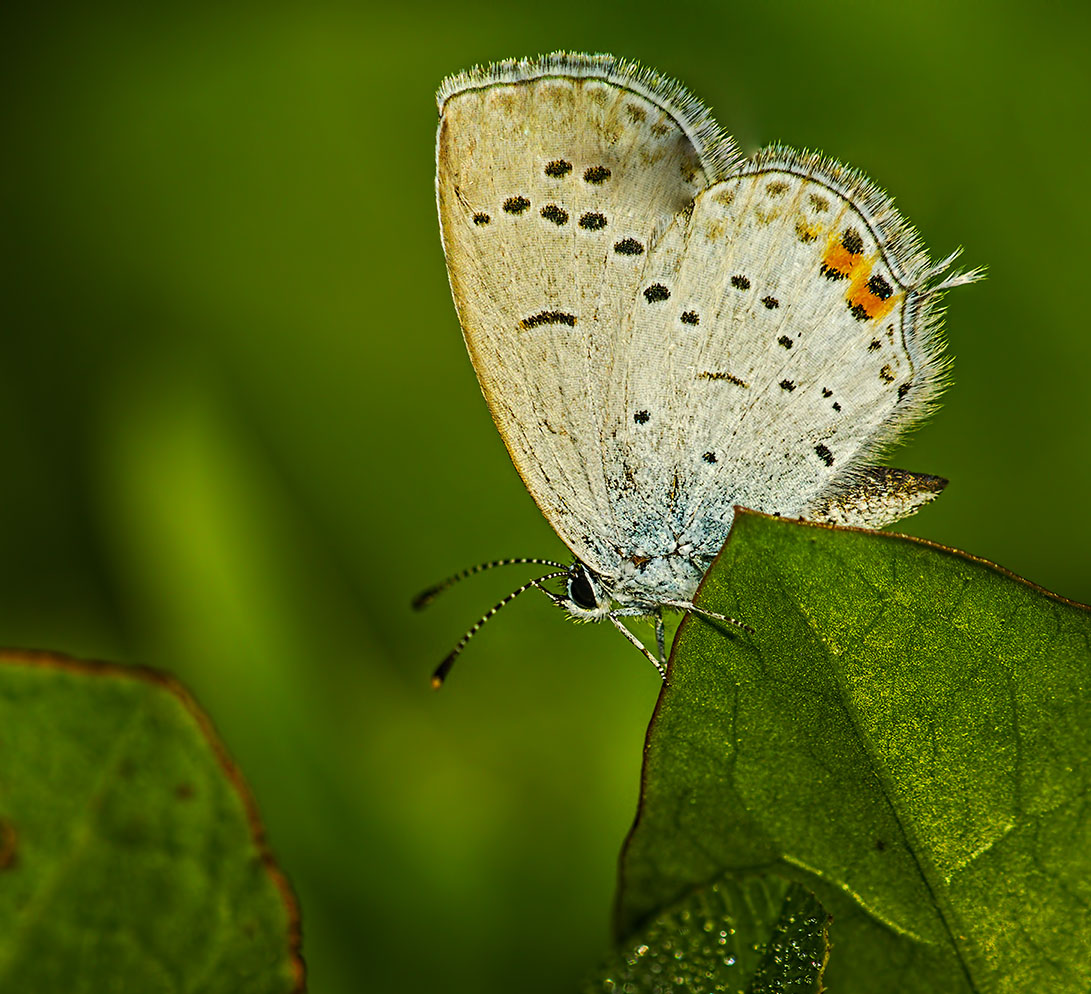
[659,600,755,635]
[608,614,666,680]
[655,609,667,667]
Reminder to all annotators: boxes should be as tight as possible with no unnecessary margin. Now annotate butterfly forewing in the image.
[436,57,736,575]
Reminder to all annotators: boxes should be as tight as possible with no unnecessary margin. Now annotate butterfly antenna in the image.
[430,571,568,688]
[413,557,568,610]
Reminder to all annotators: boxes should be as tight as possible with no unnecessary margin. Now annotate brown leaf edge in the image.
[0,648,306,993]
[613,507,1091,941]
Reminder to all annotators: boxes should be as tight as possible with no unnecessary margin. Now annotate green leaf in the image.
[584,876,828,994]
[0,650,303,993]
[615,511,1091,993]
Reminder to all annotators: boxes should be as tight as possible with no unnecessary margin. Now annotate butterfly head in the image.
[561,562,613,621]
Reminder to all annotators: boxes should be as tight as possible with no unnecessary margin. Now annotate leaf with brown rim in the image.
[0,650,303,993]
[610,511,1091,994]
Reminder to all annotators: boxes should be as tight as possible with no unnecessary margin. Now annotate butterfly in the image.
[418,52,978,685]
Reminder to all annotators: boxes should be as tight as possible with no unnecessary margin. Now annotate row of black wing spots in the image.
[614,237,644,256]
[493,196,611,234]
[637,285,698,325]
[729,274,783,313]
[542,160,612,185]
[774,377,842,412]
[820,385,843,414]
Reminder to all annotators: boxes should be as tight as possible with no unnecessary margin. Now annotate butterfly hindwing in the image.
[604,149,954,563]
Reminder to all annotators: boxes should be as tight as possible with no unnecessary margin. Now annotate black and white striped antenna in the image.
[413,559,569,687]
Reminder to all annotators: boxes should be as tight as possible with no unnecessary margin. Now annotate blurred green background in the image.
[5,1,1089,991]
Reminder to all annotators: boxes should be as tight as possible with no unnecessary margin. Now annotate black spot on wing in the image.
[579,212,607,230]
[643,284,670,303]
[868,274,893,299]
[544,160,572,177]
[520,311,577,329]
[503,196,530,214]
[614,238,644,255]
[540,204,568,225]
[698,371,749,388]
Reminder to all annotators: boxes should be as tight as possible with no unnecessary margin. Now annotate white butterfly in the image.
[419,52,979,684]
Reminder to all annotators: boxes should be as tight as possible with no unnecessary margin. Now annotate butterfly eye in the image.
[568,565,600,611]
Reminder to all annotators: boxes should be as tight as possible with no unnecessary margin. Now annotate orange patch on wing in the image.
[844,260,901,321]
[821,236,863,278]
[846,282,901,321]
